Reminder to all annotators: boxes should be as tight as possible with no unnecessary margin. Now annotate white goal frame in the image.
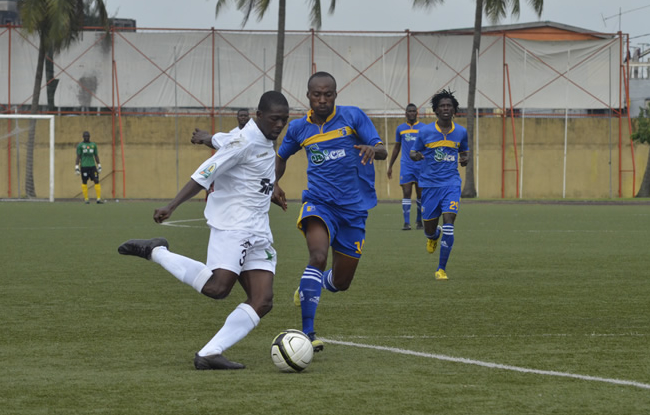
[0,114,56,202]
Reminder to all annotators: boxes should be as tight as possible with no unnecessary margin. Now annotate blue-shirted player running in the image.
[410,89,469,281]
[272,72,387,351]
[387,103,425,230]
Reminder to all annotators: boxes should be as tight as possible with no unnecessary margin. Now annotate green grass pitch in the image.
[1,200,649,414]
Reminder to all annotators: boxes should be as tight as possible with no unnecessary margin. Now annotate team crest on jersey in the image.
[199,163,216,178]
[308,144,346,165]
[306,205,315,212]
[434,148,456,162]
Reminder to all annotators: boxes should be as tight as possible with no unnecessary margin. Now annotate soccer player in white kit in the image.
[118,91,290,370]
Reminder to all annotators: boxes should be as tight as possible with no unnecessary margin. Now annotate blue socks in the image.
[438,224,454,270]
[402,199,411,224]
[321,269,339,293]
[299,265,323,335]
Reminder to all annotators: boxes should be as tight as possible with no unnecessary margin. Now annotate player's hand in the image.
[75,165,80,175]
[459,153,469,167]
[97,164,102,173]
[354,144,375,165]
[153,206,174,223]
[387,167,393,179]
[191,128,210,145]
[271,184,287,211]
[410,151,423,162]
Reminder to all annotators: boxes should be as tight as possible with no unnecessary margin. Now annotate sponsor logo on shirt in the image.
[199,163,216,178]
[434,148,456,162]
[308,144,346,165]
[258,178,273,195]
[403,133,416,142]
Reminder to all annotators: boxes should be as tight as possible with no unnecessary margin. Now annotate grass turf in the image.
[1,200,649,414]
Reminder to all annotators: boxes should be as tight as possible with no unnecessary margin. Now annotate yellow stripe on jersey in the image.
[400,129,419,135]
[424,140,460,149]
[301,126,356,147]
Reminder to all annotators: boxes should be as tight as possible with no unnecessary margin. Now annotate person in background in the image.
[387,103,425,230]
[75,131,103,204]
[410,89,468,281]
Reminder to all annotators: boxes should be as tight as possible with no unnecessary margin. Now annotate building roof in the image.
[416,21,616,41]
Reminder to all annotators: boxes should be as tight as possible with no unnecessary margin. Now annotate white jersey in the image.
[209,125,243,149]
[191,120,275,241]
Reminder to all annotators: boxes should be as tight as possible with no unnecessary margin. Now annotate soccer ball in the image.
[270,329,314,372]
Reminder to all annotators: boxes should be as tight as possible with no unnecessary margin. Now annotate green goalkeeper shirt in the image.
[77,142,99,167]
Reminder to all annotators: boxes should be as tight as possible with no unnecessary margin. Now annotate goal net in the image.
[0,115,55,202]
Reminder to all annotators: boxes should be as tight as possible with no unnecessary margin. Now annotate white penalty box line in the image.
[323,338,650,391]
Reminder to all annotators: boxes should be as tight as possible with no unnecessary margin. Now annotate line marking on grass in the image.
[323,338,650,390]
[345,332,648,339]
[161,218,206,228]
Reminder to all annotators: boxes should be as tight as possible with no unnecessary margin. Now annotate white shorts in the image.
[206,228,277,275]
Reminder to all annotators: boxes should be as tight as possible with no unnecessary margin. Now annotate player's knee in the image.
[333,275,353,291]
[201,278,234,300]
[308,251,328,270]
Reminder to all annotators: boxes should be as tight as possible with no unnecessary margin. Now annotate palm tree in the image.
[18,0,108,197]
[413,0,543,198]
[215,0,336,92]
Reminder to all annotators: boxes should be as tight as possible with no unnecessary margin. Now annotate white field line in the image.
[160,218,206,228]
[322,338,650,390]
[344,333,648,339]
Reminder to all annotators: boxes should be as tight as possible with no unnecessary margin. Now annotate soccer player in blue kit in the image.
[410,89,468,281]
[387,103,425,230]
[272,72,387,351]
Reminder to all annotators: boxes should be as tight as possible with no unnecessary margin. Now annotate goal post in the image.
[0,114,56,202]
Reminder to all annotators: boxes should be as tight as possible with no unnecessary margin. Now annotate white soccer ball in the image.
[270,329,314,372]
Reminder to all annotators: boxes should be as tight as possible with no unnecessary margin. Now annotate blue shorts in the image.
[297,201,367,258]
[421,186,460,220]
[399,163,420,186]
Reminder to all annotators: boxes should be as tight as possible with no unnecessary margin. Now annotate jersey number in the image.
[354,239,365,255]
[449,201,458,211]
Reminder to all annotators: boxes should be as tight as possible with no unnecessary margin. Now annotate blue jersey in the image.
[412,121,469,188]
[395,121,425,171]
[278,105,382,209]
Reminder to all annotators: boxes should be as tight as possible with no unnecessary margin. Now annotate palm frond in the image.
[411,0,445,10]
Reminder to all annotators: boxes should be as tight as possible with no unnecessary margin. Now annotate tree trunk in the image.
[26,34,47,198]
[636,145,650,197]
[46,49,59,112]
[461,0,483,199]
[273,0,286,92]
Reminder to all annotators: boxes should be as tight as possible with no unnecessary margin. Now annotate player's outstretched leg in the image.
[118,238,169,260]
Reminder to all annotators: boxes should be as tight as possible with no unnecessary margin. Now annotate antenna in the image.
[603,4,650,32]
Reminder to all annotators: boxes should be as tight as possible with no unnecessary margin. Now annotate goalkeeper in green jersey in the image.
[75,131,103,204]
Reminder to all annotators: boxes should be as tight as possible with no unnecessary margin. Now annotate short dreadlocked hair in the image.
[430,89,459,113]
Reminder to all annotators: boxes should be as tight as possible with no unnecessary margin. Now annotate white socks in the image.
[150,246,212,293]
[150,247,261,356]
[197,303,260,356]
